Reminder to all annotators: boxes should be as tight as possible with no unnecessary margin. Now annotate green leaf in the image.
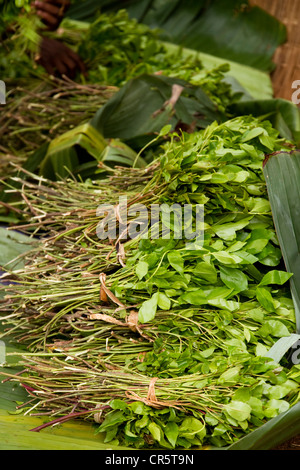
[98,410,127,432]
[224,401,252,422]
[259,270,293,287]
[197,347,215,359]
[255,342,269,357]
[135,415,150,429]
[110,399,128,411]
[212,423,229,437]
[241,127,265,142]
[248,397,264,419]
[258,244,282,267]
[208,298,240,312]
[218,366,241,384]
[263,151,300,332]
[148,422,163,443]
[193,262,218,284]
[164,421,179,448]
[138,292,159,323]
[212,251,243,265]
[130,401,150,415]
[167,251,184,275]
[259,133,275,151]
[178,417,206,440]
[213,218,251,241]
[124,422,138,438]
[159,124,172,136]
[256,287,276,313]
[136,261,149,280]
[157,292,171,310]
[0,228,35,271]
[205,414,219,427]
[246,238,269,255]
[258,320,290,338]
[219,266,248,292]
[180,290,207,306]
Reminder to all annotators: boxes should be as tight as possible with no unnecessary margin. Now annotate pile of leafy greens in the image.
[65,0,286,73]
[1,115,300,449]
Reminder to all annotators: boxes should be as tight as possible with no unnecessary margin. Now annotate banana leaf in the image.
[90,73,297,152]
[0,227,35,274]
[37,123,105,180]
[139,0,286,73]
[36,123,145,180]
[162,42,273,101]
[263,151,300,333]
[0,410,129,450]
[90,73,224,150]
[21,74,220,180]
[255,148,300,447]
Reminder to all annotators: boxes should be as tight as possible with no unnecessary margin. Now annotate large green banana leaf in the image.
[0,410,128,450]
[138,0,286,72]
[90,73,300,154]
[0,227,34,274]
[38,122,107,180]
[263,151,300,333]
[23,123,145,180]
[90,73,224,151]
[162,42,273,101]
[22,73,223,180]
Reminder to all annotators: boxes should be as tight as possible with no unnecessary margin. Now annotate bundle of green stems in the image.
[1,119,299,449]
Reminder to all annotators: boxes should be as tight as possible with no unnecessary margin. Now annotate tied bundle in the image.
[1,115,300,449]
